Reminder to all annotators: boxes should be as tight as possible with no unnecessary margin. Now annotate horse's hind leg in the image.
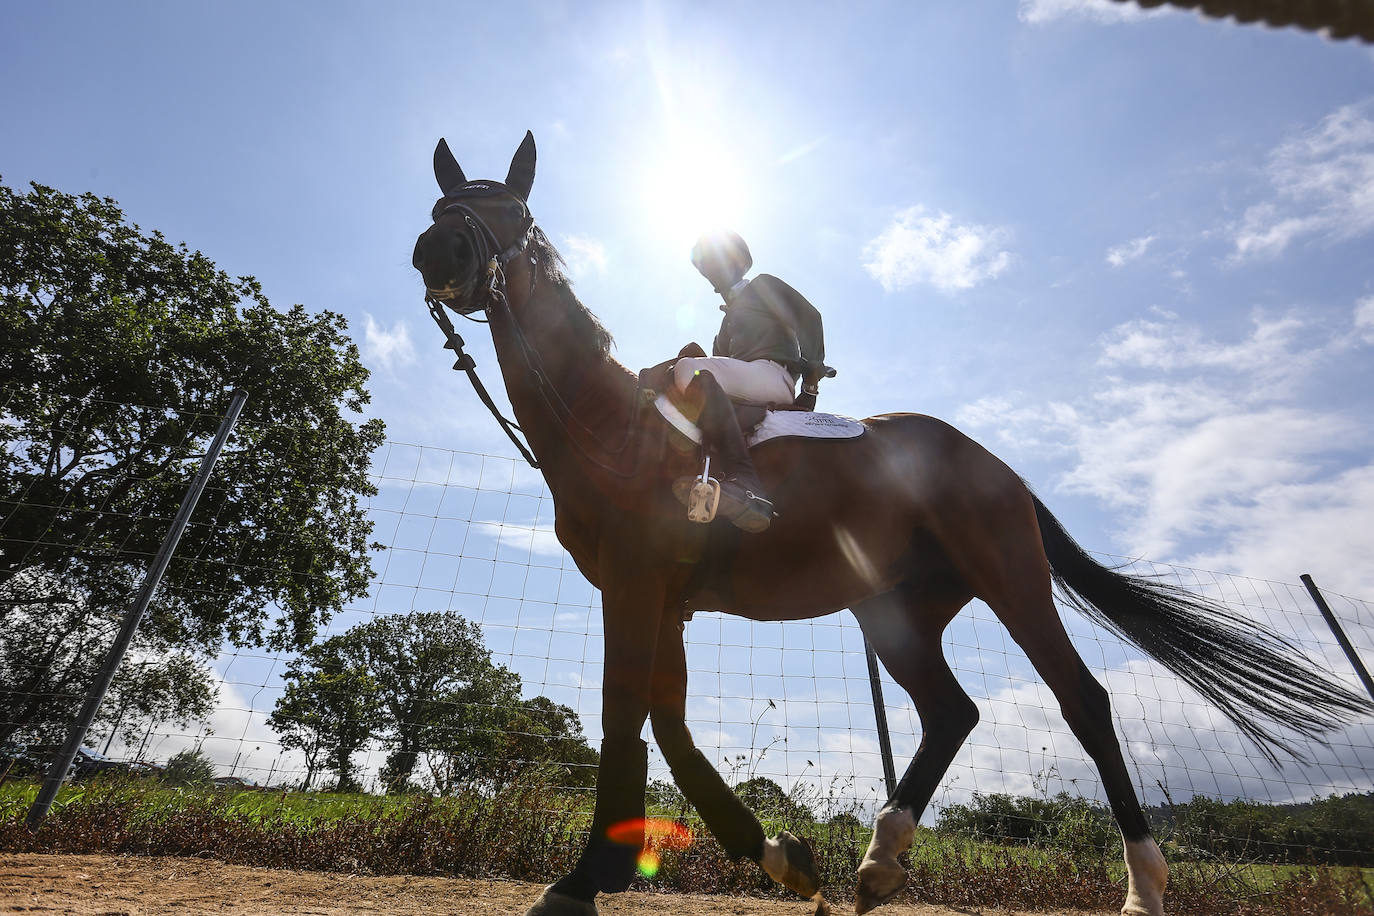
[987,576,1167,916]
[648,615,820,898]
[850,584,977,914]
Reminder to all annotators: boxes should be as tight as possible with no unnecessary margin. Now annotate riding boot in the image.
[675,369,773,533]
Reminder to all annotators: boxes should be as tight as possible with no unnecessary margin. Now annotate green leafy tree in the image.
[936,791,1115,852]
[162,747,216,787]
[269,611,599,795]
[648,778,691,818]
[733,776,815,826]
[0,571,216,750]
[457,694,600,792]
[0,179,384,747]
[268,645,379,791]
[340,611,523,794]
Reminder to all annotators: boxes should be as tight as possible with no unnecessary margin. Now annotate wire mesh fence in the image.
[3,404,1374,891]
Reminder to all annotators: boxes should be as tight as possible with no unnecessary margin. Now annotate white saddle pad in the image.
[654,395,865,447]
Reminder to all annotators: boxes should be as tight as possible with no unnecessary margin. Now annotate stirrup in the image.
[678,456,721,523]
[672,457,773,533]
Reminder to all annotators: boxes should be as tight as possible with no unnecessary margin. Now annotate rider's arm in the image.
[752,274,826,386]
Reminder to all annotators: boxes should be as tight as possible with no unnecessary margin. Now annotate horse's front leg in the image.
[525,562,668,916]
[648,616,821,899]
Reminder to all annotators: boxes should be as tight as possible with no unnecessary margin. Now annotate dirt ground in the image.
[0,854,1116,916]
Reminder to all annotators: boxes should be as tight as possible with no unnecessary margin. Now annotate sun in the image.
[634,134,755,251]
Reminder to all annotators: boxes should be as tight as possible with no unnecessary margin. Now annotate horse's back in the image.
[714,410,1038,618]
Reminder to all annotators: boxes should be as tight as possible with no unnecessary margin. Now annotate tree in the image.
[267,644,379,791]
[429,693,600,793]
[337,611,523,794]
[268,611,599,796]
[733,776,815,825]
[0,570,216,750]
[162,747,216,787]
[484,695,599,790]
[0,179,384,747]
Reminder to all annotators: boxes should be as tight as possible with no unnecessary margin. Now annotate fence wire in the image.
[3,414,1373,870]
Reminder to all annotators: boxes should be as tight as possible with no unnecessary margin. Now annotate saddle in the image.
[638,347,860,529]
[637,353,863,451]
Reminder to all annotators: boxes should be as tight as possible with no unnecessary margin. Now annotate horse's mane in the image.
[528,226,614,359]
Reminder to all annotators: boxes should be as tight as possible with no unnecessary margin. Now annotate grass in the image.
[3,779,1372,914]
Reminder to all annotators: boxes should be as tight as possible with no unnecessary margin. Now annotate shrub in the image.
[161,749,215,787]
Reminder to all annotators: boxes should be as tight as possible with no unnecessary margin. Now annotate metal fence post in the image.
[26,390,248,831]
[863,635,897,799]
[1301,573,1374,705]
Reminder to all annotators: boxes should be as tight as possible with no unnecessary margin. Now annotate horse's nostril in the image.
[413,228,477,293]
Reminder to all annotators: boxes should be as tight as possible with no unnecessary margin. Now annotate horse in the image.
[410,132,1373,916]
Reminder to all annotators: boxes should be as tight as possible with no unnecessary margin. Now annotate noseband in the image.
[423,184,540,467]
[424,182,534,310]
[422,183,648,478]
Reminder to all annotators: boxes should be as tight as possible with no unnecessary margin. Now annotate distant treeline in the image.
[936,791,1374,867]
[1148,792,1374,867]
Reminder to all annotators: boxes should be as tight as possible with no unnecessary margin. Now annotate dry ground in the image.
[0,854,1117,916]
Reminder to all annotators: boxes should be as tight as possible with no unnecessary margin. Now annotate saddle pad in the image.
[748,409,866,445]
[654,395,865,447]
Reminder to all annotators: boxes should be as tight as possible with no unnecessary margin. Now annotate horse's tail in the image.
[1029,492,1374,764]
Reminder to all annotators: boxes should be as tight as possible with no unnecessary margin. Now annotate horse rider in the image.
[671,230,827,533]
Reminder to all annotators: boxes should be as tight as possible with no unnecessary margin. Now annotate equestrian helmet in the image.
[691,230,753,290]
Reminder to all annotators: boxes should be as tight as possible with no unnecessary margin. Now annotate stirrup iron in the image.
[686,456,721,524]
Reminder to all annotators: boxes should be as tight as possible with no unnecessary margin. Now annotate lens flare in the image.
[606,818,695,878]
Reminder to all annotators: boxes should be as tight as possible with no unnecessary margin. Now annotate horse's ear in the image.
[505,131,536,201]
[434,138,467,195]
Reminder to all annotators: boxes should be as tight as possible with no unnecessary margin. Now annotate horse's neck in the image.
[486,257,639,494]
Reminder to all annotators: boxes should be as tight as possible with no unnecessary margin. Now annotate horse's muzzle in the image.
[413,226,477,304]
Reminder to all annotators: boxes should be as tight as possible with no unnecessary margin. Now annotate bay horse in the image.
[411,132,1372,916]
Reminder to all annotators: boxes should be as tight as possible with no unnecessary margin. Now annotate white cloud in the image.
[1096,312,1313,385]
[1355,295,1374,344]
[363,313,417,373]
[946,659,1374,808]
[1018,0,1163,24]
[955,396,1081,453]
[957,308,1374,597]
[561,233,608,277]
[777,136,828,165]
[862,207,1012,293]
[1232,101,1374,260]
[1105,234,1156,267]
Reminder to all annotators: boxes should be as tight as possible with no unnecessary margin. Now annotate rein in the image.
[426,295,540,469]
[424,192,647,478]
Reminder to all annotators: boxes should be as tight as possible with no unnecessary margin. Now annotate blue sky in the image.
[5,2,1373,799]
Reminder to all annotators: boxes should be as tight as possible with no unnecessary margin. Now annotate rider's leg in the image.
[672,356,795,406]
[677,369,773,532]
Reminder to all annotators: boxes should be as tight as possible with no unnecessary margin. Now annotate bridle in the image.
[422,185,647,478]
[424,183,540,467]
[425,182,536,305]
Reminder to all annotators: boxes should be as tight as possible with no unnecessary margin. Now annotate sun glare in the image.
[636,135,754,250]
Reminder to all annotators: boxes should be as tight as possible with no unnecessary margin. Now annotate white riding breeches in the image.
[673,356,796,407]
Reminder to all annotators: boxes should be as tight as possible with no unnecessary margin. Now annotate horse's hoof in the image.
[854,860,906,915]
[524,886,598,916]
[760,830,821,898]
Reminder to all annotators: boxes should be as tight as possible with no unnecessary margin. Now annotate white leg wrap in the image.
[758,831,821,899]
[855,806,916,913]
[1121,836,1167,916]
[760,835,789,885]
[863,805,916,866]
